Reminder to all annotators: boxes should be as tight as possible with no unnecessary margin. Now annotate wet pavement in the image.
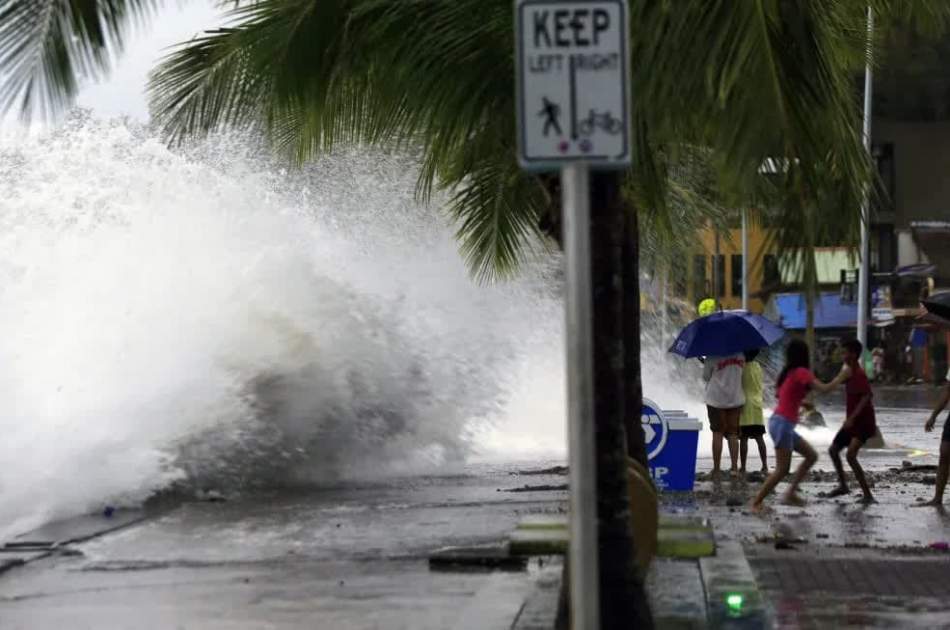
[750,553,950,629]
[675,390,950,628]
[0,466,567,629]
[4,390,950,629]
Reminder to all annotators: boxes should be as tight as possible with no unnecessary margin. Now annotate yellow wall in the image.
[684,223,858,314]
[686,221,775,313]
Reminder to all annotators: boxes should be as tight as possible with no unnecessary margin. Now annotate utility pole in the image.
[713,229,721,305]
[857,6,874,348]
[742,208,749,311]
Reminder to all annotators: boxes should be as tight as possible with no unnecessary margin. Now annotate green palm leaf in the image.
[145,0,947,282]
[0,0,161,117]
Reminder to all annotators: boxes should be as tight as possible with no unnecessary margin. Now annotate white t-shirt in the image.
[704,354,747,409]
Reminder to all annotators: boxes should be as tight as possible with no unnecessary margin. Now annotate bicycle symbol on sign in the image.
[577,109,623,136]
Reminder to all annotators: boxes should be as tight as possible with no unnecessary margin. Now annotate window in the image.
[763,254,781,289]
[873,142,895,211]
[731,254,743,298]
[671,254,687,296]
[692,255,707,299]
[713,255,726,297]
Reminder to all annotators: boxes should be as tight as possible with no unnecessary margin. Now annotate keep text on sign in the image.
[516,0,630,169]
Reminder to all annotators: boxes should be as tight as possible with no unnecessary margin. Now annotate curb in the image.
[0,550,51,576]
[0,509,152,578]
[510,561,564,630]
[699,541,768,628]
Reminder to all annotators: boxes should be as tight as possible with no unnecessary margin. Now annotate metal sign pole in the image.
[515,3,630,626]
[562,162,600,630]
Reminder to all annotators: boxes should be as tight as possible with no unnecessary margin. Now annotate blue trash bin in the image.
[642,398,701,491]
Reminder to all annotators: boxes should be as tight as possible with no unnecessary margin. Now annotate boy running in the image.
[821,339,877,504]
[912,366,950,507]
[739,349,768,476]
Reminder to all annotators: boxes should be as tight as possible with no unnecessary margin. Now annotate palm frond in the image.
[147,0,950,282]
[150,0,533,280]
[0,0,159,118]
[446,155,548,283]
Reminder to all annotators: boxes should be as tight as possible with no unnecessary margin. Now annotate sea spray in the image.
[0,112,717,539]
[0,114,559,537]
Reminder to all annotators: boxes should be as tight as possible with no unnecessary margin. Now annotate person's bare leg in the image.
[915,441,949,506]
[752,448,791,511]
[824,442,850,498]
[782,438,817,504]
[755,435,768,472]
[726,410,740,476]
[727,433,740,476]
[847,438,874,503]
[740,437,749,473]
[712,431,724,479]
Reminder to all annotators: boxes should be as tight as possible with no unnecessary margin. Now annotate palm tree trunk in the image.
[590,171,653,628]
[623,201,648,470]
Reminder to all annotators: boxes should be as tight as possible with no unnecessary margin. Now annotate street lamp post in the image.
[857,6,874,348]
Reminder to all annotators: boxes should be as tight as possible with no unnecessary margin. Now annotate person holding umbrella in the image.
[670,310,785,482]
[703,352,745,480]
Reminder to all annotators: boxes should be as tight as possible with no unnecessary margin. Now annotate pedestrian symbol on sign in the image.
[515,0,631,168]
[538,97,562,136]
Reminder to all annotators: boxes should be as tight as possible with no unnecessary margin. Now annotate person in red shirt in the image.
[751,339,835,512]
[820,339,876,504]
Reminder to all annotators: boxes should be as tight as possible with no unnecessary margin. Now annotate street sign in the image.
[515,0,631,169]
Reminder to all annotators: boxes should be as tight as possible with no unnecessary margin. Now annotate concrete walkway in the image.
[0,469,568,630]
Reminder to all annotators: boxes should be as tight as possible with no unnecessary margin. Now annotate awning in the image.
[909,223,950,283]
[894,263,937,278]
[765,292,857,330]
[910,220,950,233]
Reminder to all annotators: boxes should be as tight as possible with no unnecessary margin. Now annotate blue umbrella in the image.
[669,310,785,358]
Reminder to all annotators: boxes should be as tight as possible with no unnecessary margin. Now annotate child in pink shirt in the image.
[752,339,836,511]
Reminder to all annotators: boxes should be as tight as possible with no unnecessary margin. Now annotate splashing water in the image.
[0,113,712,539]
[0,114,570,538]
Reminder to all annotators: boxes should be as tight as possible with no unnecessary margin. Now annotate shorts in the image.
[708,406,741,436]
[768,414,800,451]
[832,423,876,449]
[740,424,766,439]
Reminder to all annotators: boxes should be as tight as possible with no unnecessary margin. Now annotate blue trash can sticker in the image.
[642,398,701,491]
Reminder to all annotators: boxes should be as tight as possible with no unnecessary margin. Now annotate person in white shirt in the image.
[703,353,746,479]
[913,366,950,507]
